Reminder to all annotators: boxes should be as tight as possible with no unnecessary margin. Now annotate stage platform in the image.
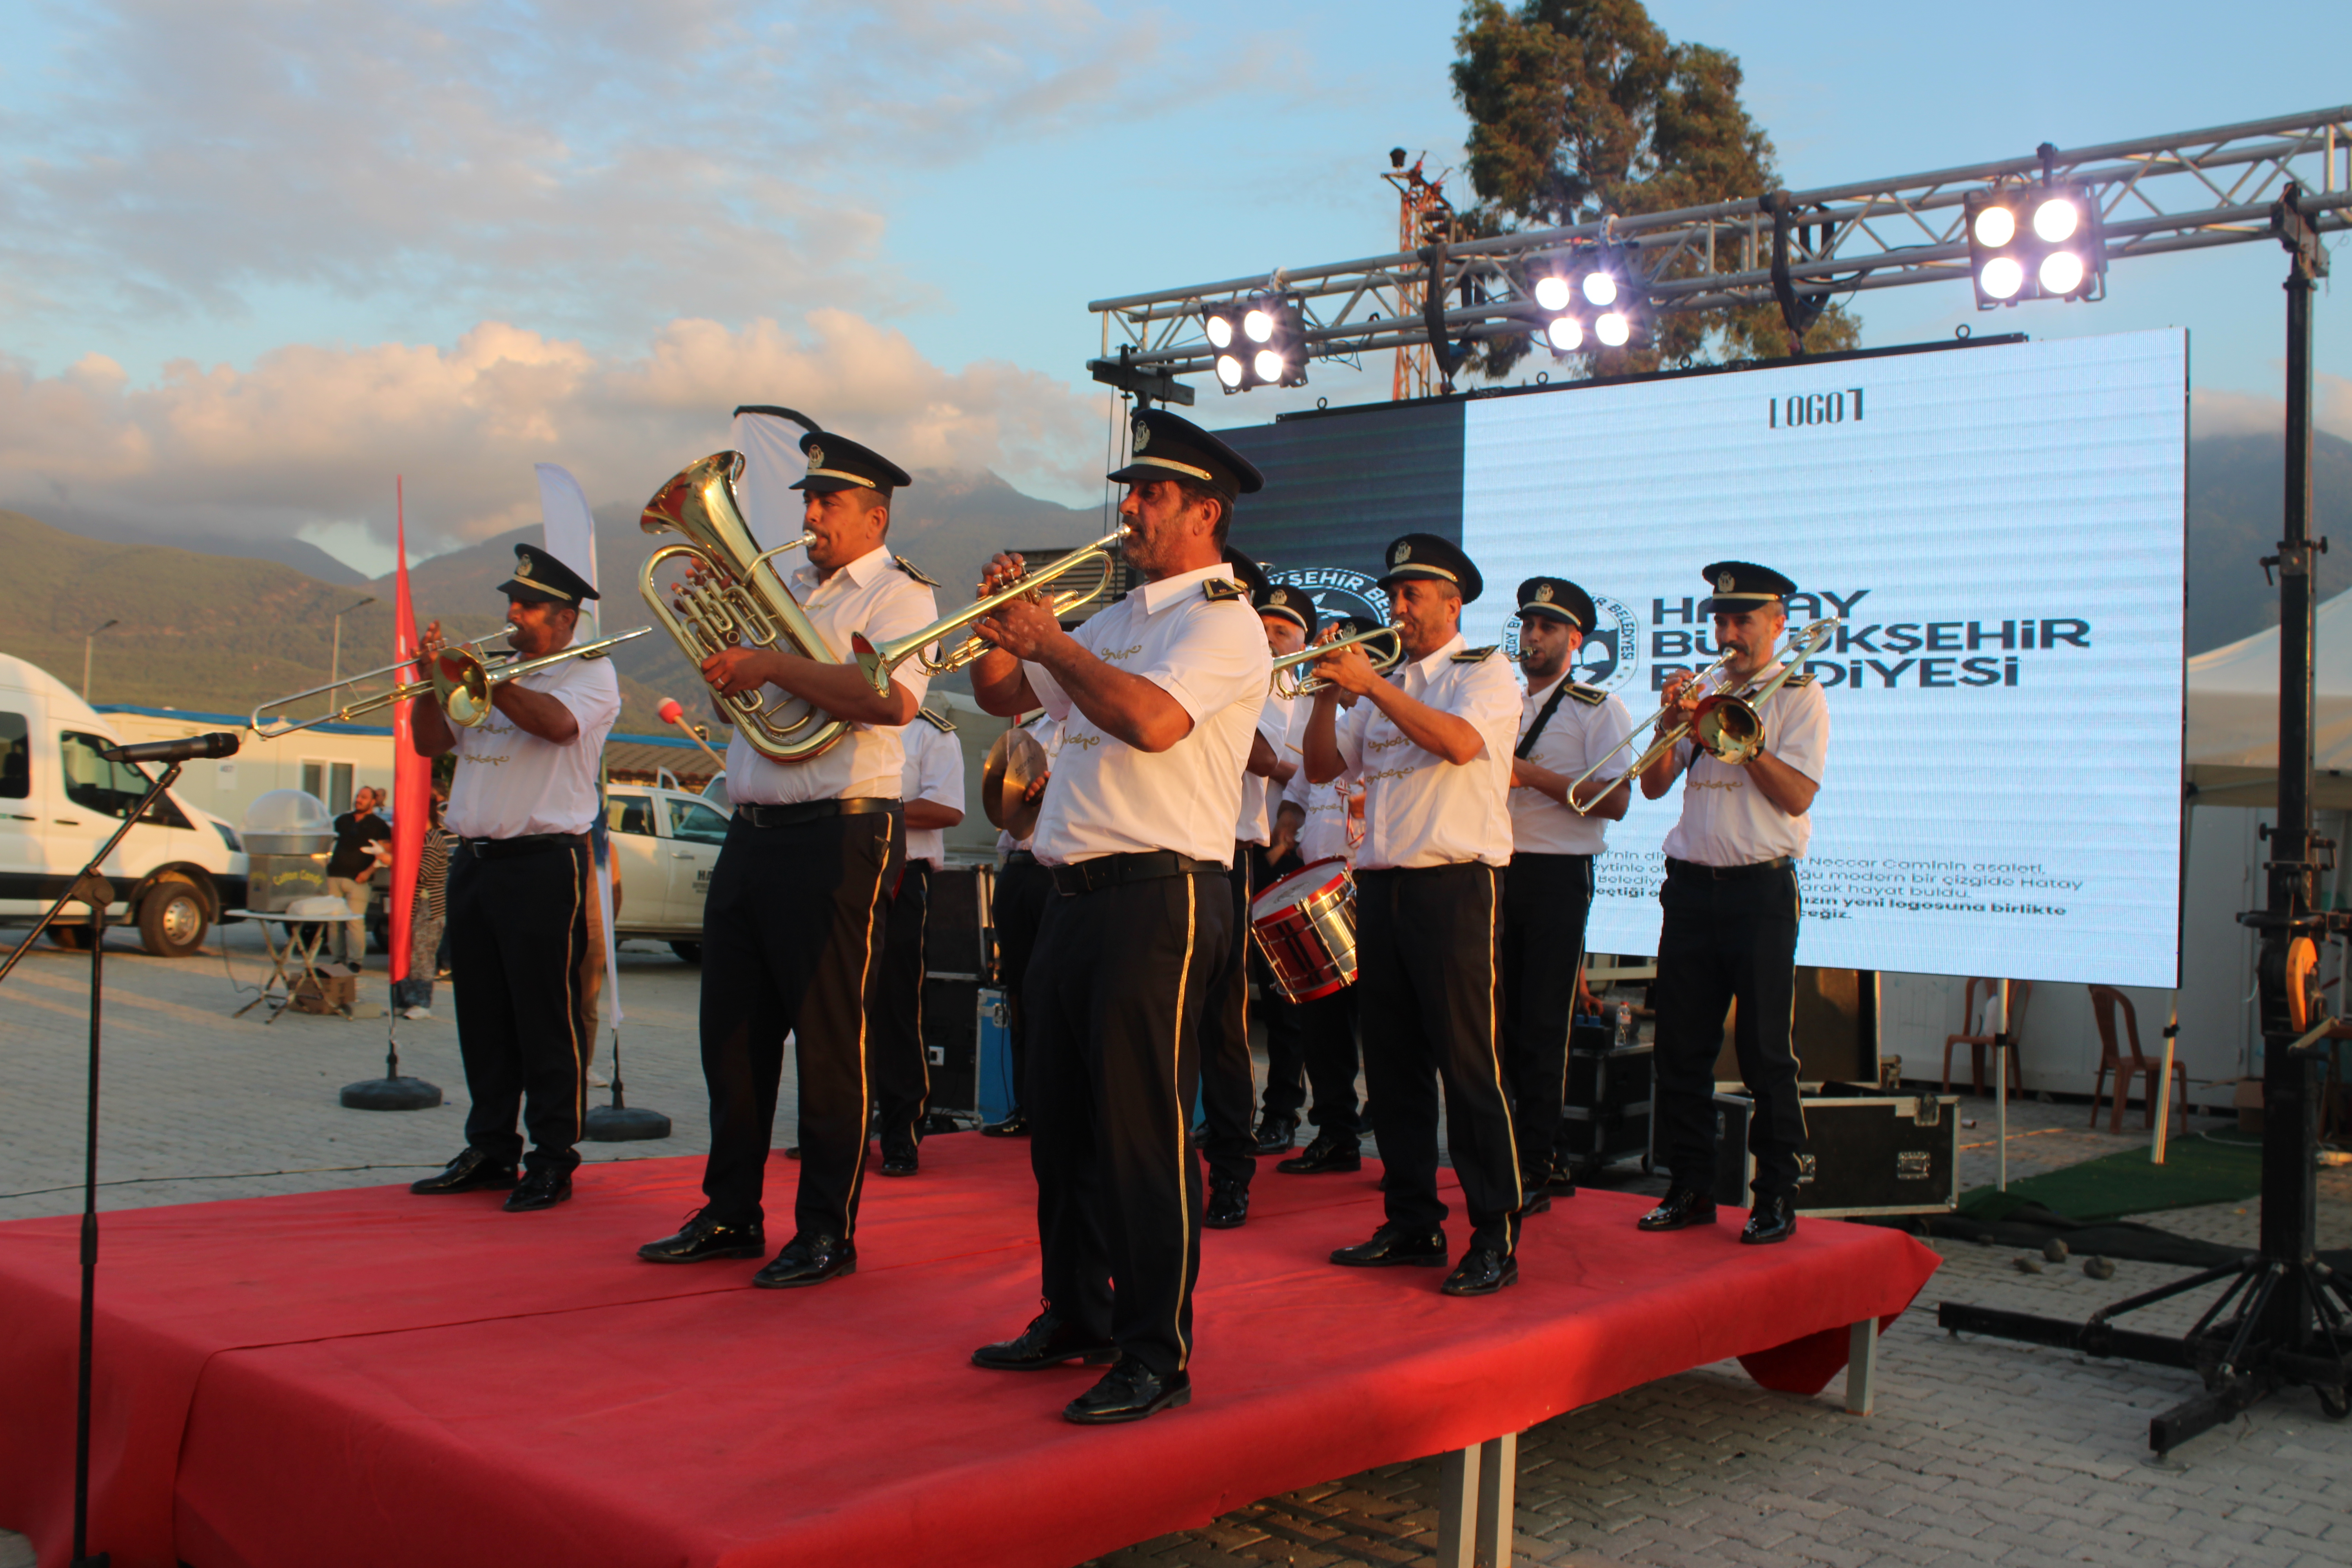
[0,1136,1938,1568]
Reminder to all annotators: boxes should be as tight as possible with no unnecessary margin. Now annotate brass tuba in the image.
[639,451,852,765]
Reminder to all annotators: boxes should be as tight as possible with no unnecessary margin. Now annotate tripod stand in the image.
[1938,184,2352,1454]
[0,755,196,1568]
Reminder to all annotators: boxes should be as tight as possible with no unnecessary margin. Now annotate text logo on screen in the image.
[1265,567,1390,632]
[1501,595,1642,695]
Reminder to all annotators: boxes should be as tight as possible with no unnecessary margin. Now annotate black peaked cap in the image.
[1376,532,1483,605]
[1516,576,1595,632]
[1109,408,1264,501]
[499,544,599,606]
[792,431,913,495]
[1256,582,1319,636]
[1698,560,1796,615]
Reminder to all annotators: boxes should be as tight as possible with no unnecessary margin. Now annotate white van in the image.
[0,653,250,956]
[603,782,730,961]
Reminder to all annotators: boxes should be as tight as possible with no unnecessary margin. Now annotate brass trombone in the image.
[1269,624,1406,698]
[852,526,1132,693]
[1566,618,1838,814]
[249,628,651,737]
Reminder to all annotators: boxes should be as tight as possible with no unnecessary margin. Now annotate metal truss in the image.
[1089,106,2352,384]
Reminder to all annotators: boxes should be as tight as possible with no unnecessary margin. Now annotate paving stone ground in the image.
[3,926,2347,1566]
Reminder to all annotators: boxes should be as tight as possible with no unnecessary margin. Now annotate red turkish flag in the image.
[388,477,428,986]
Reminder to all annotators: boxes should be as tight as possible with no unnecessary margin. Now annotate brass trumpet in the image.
[851,526,1132,693]
[249,629,650,737]
[639,451,854,764]
[1566,618,1839,814]
[1269,624,1407,698]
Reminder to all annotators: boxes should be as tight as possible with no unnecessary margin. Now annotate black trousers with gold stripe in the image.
[1355,862,1523,1254]
[1501,851,1594,1185]
[1027,867,1227,1378]
[697,809,900,1241]
[871,859,932,1145]
[448,837,593,1178]
[1192,851,1259,1191]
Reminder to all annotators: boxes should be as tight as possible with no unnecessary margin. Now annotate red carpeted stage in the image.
[0,1136,1936,1568]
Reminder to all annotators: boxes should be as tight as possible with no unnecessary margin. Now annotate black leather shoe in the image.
[1638,1187,1719,1232]
[971,1308,1118,1370]
[1329,1224,1447,1267]
[879,1136,919,1177]
[1250,1114,1298,1155]
[1204,1175,1249,1229]
[979,1111,1029,1138]
[1277,1132,1361,1174]
[1063,1355,1192,1425]
[783,1145,801,1160]
[1517,1191,1552,1217]
[1441,1244,1518,1297]
[1543,1160,1580,1198]
[638,1209,766,1263]
[1740,1195,1799,1245]
[753,1233,856,1288]
[502,1168,572,1212]
[409,1148,518,1195]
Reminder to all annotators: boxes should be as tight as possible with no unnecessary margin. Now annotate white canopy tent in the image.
[2187,586,2352,808]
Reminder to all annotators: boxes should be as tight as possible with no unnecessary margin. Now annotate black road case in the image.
[1556,1034,1653,1177]
[1706,1089,1960,1216]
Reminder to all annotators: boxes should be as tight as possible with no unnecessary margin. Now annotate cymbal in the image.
[982,727,1048,840]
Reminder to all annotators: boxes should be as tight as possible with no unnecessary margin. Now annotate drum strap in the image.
[1515,677,1576,760]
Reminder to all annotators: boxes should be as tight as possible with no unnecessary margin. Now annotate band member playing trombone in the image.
[1503,577,1632,1208]
[408,545,622,1212]
[1636,562,1828,1247]
[967,408,1269,1425]
[637,432,937,1288]
[1303,534,1526,1298]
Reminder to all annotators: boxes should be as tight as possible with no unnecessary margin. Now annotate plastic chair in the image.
[2087,985,2189,1132]
[1943,978,2029,1096]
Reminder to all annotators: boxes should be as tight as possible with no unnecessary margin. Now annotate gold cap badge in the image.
[1534,584,1554,603]
[1394,542,1412,564]
[806,443,824,469]
[1718,570,1736,592]
[1132,420,1152,452]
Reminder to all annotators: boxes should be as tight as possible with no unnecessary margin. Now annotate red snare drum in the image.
[1249,857,1357,1003]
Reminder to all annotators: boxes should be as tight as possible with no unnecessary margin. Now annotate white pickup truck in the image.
[604,782,729,961]
[0,652,249,956]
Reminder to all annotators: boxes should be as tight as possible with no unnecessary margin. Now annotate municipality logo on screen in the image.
[1265,567,1390,632]
[1502,595,1641,695]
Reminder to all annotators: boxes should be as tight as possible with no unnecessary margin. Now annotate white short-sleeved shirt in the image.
[1025,565,1270,867]
[1337,633,1520,870]
[445,637,623,839]
[898,714,967,869]
[1235,691,1299,846]
[1509,672,1635,857]
[723,546,938,807]
[1659,664,1830,865]
[1283,749,1358,868]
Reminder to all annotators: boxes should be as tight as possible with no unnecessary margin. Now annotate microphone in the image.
[101,732,242,765]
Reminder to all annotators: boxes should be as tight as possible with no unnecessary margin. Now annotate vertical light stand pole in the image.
[328,595,377,691]
[1994,978,2010,1192]
[80,619,119,703]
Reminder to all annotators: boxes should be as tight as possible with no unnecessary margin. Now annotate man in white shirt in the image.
[636,432,937,1289]
[1635,561,1829,1247]
[1303,534,1525,1298]
[871,707,967,1176]
[982,713,1056,1139]
[966,408,1269,1425]
[1243,581,1314,1161]
[408,545,622,1212]
[1502,577,1633,1209]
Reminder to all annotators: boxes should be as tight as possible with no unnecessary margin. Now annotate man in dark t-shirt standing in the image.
[327,786,392,966]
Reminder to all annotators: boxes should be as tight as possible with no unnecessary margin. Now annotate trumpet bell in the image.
[436,650,499,728]
[1690,693,1764,766]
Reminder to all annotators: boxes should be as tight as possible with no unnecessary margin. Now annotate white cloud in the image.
[2190,377,2352,442]
[0,312,1103,556]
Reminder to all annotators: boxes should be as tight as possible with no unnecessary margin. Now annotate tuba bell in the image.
[639,451,853,765]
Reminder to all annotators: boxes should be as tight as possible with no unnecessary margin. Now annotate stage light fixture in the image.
[1965,181,2102,307]
[1546,316,1584,352]
[1204,292,1309,392]
[1205,313,1236,350]
[1216,354,1245,388]
[1594,310,1630,347]
[1582,270,1619,307]
[1533,274,1572,312]
[1243,307,1276,344]
[1254,348,1285,381]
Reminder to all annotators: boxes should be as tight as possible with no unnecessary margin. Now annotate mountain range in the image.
[3,428,2344,735]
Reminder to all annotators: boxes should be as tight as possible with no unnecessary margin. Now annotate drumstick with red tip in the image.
[658,697,729,769]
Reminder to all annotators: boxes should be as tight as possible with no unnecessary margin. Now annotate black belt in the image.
[1051,850,1224,897]
[734,798,899,829]
[1666,855,1793,881]
[1004,850,1038,867]
[459,832,586,860]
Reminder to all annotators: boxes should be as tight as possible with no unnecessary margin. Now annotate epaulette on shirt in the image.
[893,554,939,587]
[1451,645,1499,664]
[1564,682,1606,706]
[1782,672,1817,688]
[917,708,956,733]
[1201,577,1247,603]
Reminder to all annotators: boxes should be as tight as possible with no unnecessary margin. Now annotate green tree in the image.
[1449,0,1858,377]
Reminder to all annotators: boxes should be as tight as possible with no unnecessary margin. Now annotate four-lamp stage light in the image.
[1203,293,1310,391]
[1528,256,1636,354]
[1964,183,2104,306]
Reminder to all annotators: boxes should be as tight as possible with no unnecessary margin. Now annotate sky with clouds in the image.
[1,0,2347,572]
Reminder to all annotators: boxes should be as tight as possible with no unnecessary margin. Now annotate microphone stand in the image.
[0,759,188,1568]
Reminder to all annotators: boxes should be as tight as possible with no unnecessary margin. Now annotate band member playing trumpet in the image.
[967,408,1270,1425]
[408,545,622,1212]
[1503,577,1633,1208]
[637,432,937,1288]
[1303,534,1525,1297]
[1637,562,1828,1247]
